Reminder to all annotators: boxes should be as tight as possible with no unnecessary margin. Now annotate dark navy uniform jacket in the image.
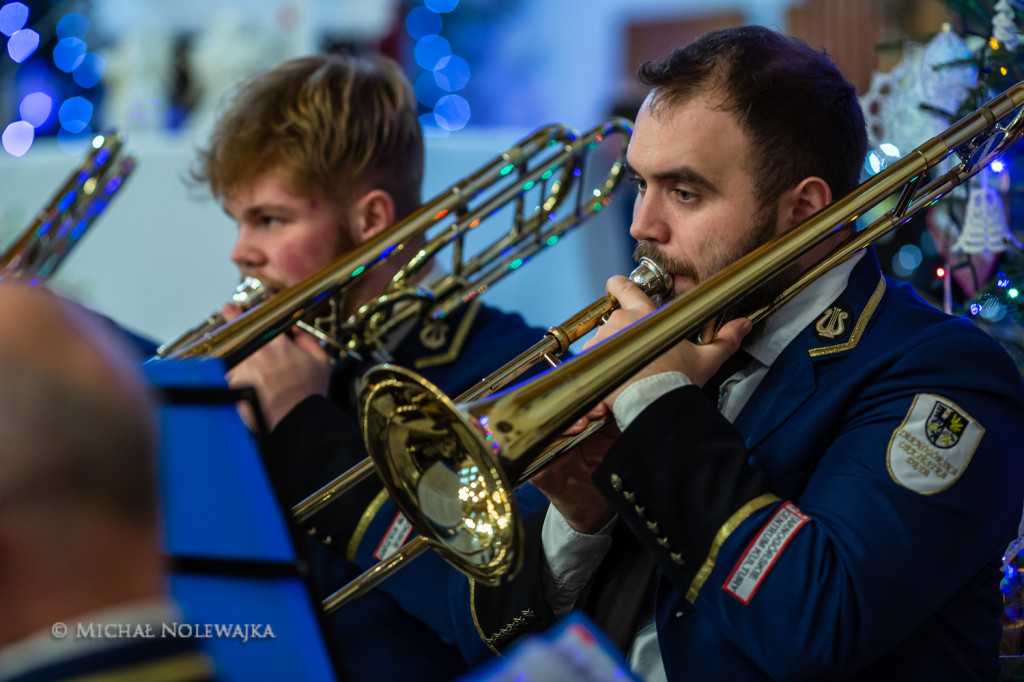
[264,299,549,682]
[465,250,1024,681]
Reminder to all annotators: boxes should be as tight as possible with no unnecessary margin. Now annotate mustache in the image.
[632,241,701,290]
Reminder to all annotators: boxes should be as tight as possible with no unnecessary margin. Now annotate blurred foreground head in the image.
[0,283,161,646]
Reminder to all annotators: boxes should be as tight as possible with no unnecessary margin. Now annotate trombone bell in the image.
[360,366,520,584]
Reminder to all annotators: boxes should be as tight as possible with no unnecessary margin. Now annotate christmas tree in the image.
[863,0,1024,375]
[863,1,1024,657]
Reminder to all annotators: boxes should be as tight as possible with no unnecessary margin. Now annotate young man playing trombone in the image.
[191,54,549,681]
[463,26,1024,681]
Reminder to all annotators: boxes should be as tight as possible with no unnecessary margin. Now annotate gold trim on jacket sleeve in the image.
[346,489,390,562]
[686,493,780,602]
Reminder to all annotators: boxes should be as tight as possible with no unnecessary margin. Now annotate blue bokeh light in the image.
[8,27,39,63]
[407,1,471,131]
[56,12,89,39]
[59,96,92,133]
[73,52,105,88]
[878,142,900,158]
[414,34,451,70]
[434,94,470,131]
[19,91,52,127]
[434,55,470,92]
[2,120,35,157]
[425,0,459,12]
[57,127,91,155]
[406,6,442,40]
[53,36,87,72]
[890,243,923,278]
[414,71,445,107]
[897,244,923,272]
[0,1,28,37]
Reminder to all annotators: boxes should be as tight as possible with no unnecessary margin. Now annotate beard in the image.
[632,202,797,338]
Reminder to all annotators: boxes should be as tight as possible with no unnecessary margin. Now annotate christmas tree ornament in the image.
[861,28,977,162]
[920,25,977,112]
[992,0,1021,51]
[953,170,1019,254]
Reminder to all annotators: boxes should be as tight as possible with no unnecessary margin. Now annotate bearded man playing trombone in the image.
[462,26,1024,681]
[191,53,549,681]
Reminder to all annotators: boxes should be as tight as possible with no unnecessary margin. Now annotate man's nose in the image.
[629,192,668,244]
[230,229,264,270]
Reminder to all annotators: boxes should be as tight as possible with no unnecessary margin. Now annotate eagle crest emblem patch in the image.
[926,400,967,448]
[887,394,985,494]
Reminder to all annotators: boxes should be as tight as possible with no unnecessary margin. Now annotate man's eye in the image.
[630,176,647,192]
[675,189,696,201]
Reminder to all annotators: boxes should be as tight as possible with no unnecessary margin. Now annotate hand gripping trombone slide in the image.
[325,83,1024,612]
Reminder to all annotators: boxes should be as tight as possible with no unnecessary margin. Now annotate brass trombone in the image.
[292,256,671,525]
[308,256,669,613]
[158,118,633,367]
[332,83,1024,609]
[1,131,134,282]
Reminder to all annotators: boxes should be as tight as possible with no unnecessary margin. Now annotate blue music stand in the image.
[143,359,341,682]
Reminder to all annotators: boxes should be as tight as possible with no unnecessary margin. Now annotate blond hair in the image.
[194,54,424,218]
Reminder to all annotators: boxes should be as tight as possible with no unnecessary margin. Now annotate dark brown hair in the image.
[638,25,867,206]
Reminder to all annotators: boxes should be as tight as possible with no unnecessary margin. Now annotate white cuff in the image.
[612,371,691,431]
[540,504,615,617]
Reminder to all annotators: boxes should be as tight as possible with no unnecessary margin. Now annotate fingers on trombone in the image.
[694,315,724,346]
[607,274,656,310]
[221,302,244,321]
[712,317,753,351]
[563,402,609,435]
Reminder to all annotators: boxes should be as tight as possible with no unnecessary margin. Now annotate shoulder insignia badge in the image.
[887,394,985,494]
[419,318,450,350]
[813,302,852,342]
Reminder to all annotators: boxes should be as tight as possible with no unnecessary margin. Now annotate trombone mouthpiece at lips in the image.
[155,276,269,358]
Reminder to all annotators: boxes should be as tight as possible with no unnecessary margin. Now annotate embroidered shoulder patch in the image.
[723,502,809,605]
[886,394,984,494]
[813,302,853,342]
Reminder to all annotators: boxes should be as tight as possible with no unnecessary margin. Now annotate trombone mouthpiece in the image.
[631,257,672,306]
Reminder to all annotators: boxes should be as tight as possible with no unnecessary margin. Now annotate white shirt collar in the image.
[744,250,865,368]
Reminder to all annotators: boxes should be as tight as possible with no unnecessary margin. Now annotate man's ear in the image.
[779,177,832,230]
[354,189,396,242]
